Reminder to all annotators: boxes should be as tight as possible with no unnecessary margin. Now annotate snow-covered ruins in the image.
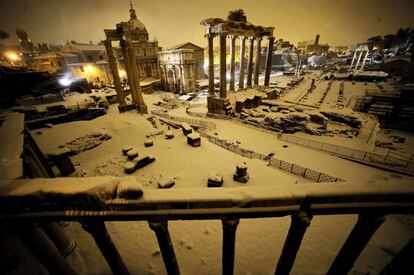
[0,1,414,275]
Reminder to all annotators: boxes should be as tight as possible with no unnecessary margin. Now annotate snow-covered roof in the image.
[64,42,105,52]
[33,52,78,60]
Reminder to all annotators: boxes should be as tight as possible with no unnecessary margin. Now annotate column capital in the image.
[239,35,246,40]
[205,33,216,39]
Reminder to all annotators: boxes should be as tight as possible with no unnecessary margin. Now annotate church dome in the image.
[128,2,147,32]
[129,17,146,32]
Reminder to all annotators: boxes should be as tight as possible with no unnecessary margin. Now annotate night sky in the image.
[0,0,413,49]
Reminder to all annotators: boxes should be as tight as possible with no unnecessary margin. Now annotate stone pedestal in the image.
[207,96,232,115]
[233,162,249,183]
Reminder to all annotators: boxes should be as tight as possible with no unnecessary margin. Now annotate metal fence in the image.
[200,132,342,183]
[206,113,414,175]
[278,134,414,174]
[152,111,342,182]
[151,110,216,131]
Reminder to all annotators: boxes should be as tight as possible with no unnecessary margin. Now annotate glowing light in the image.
[5,52,20,61]
[84,64,94,73]
[118,69,126,78]
[59,74,73,87]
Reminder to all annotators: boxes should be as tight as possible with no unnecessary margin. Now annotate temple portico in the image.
[201,12,274,115]
[349,45,369,73]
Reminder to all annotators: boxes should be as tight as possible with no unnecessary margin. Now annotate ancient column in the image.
[180,65,184,93]
[246,37,254,87]
[219,33,227,98]
[264,36,275,86]
[355,50,363,71]
[229,36,236,91]
[127,41,148,113]
[172,66,177,93]
[361,51,369,71]
[103,40,126,107]
[254,37,262,86]
[163,66,169,91]
[349,51,357,71]
[119,39,138,104]
[238,36,246,89]
[207,33,215,96]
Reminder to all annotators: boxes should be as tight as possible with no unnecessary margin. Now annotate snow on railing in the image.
[205,113,414,175]
[1,177,413,275]
[151,110,216,131]
[151,110,341,182]
[277,134,414,175]
[199,131,342,183]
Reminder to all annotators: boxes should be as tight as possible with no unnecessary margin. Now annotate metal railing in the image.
[199,132,342,183]
[151,111,341,182]
[151,110,216,131]
[277,134,414,175]
[204,113,414,175]
[1,177,413,275]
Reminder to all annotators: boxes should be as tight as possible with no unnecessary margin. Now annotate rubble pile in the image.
[122,147,156,174]
[320,111,362,129]
[64,132,111,155]
[153,95,188,110]
[240,106,363,136]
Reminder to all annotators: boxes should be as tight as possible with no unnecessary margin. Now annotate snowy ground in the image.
[6,83,414,275]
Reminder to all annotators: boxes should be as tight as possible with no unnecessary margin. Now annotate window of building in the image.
[88,55,93,61]
[99,55,104,60]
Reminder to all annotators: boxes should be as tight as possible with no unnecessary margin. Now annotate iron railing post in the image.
[41,222,77,257]
[327,214,386,275]
[222,218,240,275]
[379,238,414,275]
[12,222,77,275]
[275,208,312,275]
[81,220,129,275]
[148,220,180,275]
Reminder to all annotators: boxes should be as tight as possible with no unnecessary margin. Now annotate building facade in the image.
[114,5,160,80]
[169,42,205,79]
[33,41,113,84]
[159,49,196,94]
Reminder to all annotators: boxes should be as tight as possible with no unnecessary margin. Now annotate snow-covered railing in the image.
[151,110,216,131]
[277,134,414,175]
[152,111,341,182]
[204,112,414,176]
[1,177,413,275]
[199,132,342,183]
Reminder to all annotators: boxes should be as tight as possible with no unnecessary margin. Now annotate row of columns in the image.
[349,49,369,72]
[207,33,274,99]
